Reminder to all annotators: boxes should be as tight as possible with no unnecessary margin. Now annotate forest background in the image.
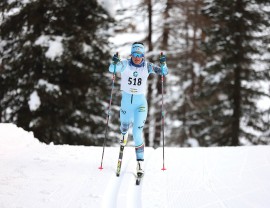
[0,0,270,147]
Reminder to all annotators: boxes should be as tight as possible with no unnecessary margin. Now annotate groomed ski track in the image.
[101,147,149,208]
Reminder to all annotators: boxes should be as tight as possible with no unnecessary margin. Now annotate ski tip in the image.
[161,167,167,171]
[98,166,103,170]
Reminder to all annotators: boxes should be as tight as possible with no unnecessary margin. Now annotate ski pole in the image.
[160,52,166,171]
[99,53,118,170]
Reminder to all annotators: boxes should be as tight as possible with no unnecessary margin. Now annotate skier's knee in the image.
[120,122,130,134]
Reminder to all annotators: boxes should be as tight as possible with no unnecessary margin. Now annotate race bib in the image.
[121,63,149,94]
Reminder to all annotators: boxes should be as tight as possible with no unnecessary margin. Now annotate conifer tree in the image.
[0,0,114,145]
[199,0,270,145]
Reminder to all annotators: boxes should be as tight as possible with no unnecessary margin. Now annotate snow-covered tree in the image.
[0,0,114,145]
[199,0,270,145]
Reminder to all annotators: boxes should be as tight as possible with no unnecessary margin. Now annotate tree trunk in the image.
[231,0,243,146]
[144,0,153,147]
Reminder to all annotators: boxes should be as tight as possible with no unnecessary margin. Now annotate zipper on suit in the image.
[131,94,133,104]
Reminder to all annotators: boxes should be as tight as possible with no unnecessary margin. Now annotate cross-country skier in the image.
[109,42,168,177]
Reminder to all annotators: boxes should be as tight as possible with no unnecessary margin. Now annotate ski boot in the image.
[136,160,144,177]
[120,133,128,146]
[136,160,144,185]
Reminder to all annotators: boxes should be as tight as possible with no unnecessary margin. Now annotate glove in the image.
[112,53,120,64]
[159,53,166,65]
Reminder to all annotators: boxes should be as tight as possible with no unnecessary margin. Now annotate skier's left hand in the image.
[159,54,166,65]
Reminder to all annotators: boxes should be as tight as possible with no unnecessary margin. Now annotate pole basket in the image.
[161,165,167,171]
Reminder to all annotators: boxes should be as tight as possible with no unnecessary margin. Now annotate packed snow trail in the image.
[101,147,154,208]
[1,124,270,208]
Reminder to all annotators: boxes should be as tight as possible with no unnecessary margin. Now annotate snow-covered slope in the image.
[0,123,270,208]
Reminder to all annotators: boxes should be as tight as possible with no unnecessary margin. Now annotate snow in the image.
[37,79,61,93]
[28,91,41,111]
[35,35,64,60]
[45,39,63,60]
[1,123,270,208]
[98,0,116,16]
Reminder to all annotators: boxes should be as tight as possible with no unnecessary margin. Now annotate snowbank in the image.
[0,123,270,208]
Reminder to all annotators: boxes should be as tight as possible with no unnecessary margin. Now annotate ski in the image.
[116,145,125,177]
[135,172,144,185]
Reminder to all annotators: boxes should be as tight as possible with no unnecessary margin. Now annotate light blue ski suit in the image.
[109,58,168,160]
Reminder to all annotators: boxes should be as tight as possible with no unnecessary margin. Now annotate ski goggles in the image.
[131,52,144,58]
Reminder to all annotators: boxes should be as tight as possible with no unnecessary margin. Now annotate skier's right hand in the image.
[112,53,120,64]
